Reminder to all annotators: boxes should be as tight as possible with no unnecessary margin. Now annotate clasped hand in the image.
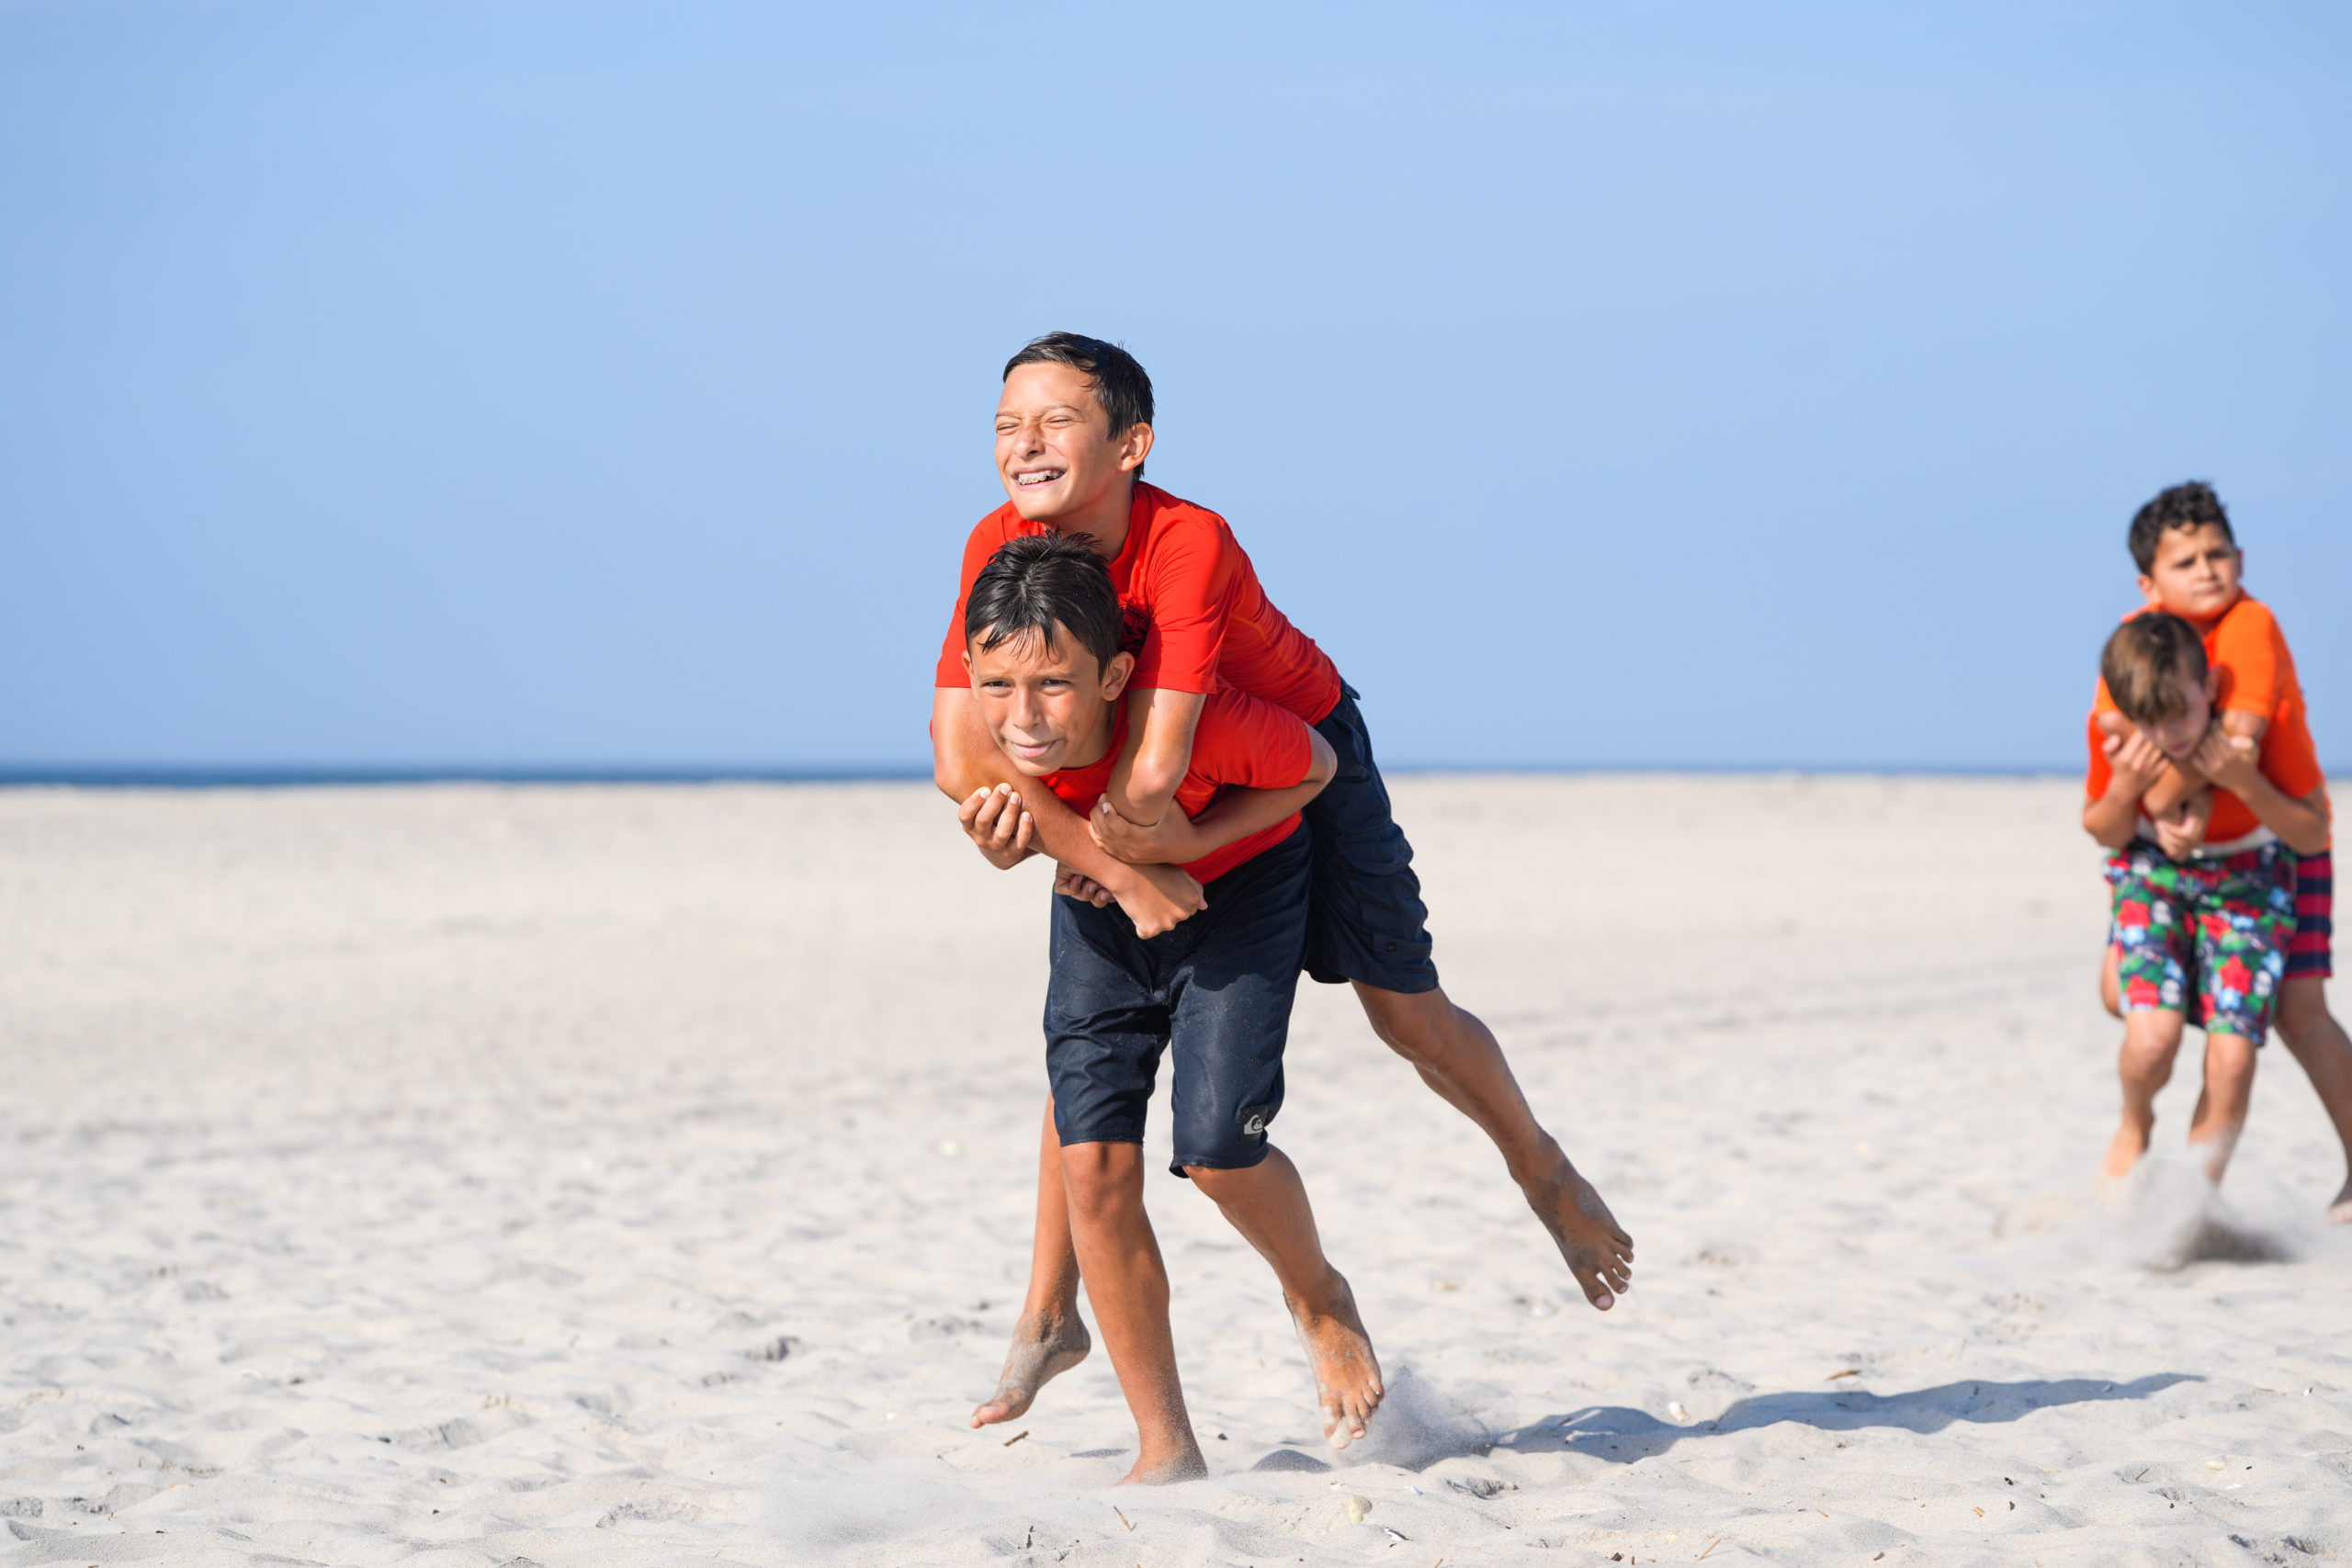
[957,784,1036,869]
[1087,797,1204,866]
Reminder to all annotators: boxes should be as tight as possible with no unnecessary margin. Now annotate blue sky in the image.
[4,1,2346,773]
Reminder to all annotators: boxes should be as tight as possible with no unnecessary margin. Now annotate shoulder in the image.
[967,501,1025,543]
[1136,483,1236,543]
[2214,593,2282,639]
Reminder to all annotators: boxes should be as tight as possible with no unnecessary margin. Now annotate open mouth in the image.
[1013,467,1066,489]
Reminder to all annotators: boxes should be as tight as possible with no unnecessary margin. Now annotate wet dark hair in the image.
[2129,481,2236,574]
[1002,333,1154,474]
[964,532,1125,672]
[2102,612,2211,724]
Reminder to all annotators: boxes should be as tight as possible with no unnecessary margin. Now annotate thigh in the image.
[2109,847,2194,1014]
[1165,831,1313,1175]
[2289,848,2334,980]
[1302,687,1440,994]
[2191,850,2300,1040]
[1046,894,1170,1147]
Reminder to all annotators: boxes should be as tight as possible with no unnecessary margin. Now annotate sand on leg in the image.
[971,1096,1091,1427]
[2187,1028,2258,1182]
[2107,1007,2186,1178]
[1058,1140,1205,1484]
[2272,977,2352,1220]
[1185,1146,1382,1450]
[1353,981,1633,1309]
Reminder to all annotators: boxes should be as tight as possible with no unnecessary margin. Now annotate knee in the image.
[2119,1018,2183,1073]
[1183,1164,1237,1201]
[1356,984,1448,1061]
[2207,1033,2260,1092]
[2272,980,2327,1043]
[1058,1143,1137,1219]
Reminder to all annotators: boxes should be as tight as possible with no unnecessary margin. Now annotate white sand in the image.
[4,775,2348,1566]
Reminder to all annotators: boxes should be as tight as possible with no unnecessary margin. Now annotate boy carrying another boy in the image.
[931,333,1634,1430]
[2083,482,2352,1216]
[956,529,1378,1482]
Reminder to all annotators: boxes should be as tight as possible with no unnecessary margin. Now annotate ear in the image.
[1100,650,1136,703]
[2202,665,2221,703]
[2136,573,2161,608]
[1115,422,1155,475]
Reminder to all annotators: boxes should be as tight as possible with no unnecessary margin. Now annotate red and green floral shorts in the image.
[2105,840,2299,1040]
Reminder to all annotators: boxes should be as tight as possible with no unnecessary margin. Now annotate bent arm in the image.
[2140,709,2267,816]
[1105,687,1206,825]
[1157,728,1339,863]
[932,687,1149,886]
[2235,775,2333,856]
[2083,781,2145,851]
[2084,734,2161,851]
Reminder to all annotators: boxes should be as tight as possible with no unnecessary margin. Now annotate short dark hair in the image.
[1003,332,1154,454]
[2129,481,2235,574]
[2102,612,2211,724]
[964,532,1125,672]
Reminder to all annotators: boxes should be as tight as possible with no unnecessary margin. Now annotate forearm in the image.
[2083,785,2146,850]
[1183,782,1327,859]
[2140,759,2207,817]
[2233,777,2331,855]
[1105,688,1206,824]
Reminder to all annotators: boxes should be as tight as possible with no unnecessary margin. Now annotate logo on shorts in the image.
[1238,1105,1273,1143]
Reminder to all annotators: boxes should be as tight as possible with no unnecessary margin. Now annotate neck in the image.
[1060,703,1122,772]
[1050,475,1137,559]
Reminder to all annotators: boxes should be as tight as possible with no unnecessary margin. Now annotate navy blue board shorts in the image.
[1302,682,1440,995]
[1046,825,1313,1177]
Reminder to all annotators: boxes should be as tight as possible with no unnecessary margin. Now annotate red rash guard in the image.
[936,481,1343,724]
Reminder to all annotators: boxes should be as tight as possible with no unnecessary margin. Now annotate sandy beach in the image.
[4,774,2348,1566]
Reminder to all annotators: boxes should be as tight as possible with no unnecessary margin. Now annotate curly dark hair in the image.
[2129,481,2235,574]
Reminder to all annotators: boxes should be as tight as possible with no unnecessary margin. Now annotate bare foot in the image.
[970,1310,1091,1428]
[1290,1270,1384,1450]
[2102,1117,2151,1179]
[2328,1177,2352,1225]
[1524,1163,1634,1310]
[1116,1444,1208,1484]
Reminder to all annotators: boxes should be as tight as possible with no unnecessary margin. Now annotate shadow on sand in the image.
[1492,1373,2197,1464]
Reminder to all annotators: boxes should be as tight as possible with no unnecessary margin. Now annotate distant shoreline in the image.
[0,763,2104,790]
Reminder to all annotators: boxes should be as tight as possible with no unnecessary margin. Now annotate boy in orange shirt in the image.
[2083,482,2352,1213]
[932,334,1634,1428]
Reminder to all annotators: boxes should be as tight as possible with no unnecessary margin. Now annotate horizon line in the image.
[0,761,2120,790]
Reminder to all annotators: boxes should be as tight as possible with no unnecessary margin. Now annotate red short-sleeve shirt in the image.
[1041,687,1315,885]
[935,482,1343,724]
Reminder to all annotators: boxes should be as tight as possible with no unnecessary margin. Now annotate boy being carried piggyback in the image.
[2082,482,2351,1208]
[956,531,1381,1482]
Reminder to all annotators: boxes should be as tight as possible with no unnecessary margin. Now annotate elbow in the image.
[933,748,989,802]
[1125,761,1184,818]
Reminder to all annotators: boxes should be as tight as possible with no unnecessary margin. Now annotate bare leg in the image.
[2273,977,2352,1220]
[1352,982,1633,1309]
[972,1098,1091,1427]
[1059,1141,1205,1485]
[2187,1029,2258,1183]
[2098,943,2121,1020]
[1186,1148,1383,1450]
[2106,1008,2186,1178]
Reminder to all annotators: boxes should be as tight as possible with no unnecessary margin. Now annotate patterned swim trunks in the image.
[2105,840,2299,1040]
